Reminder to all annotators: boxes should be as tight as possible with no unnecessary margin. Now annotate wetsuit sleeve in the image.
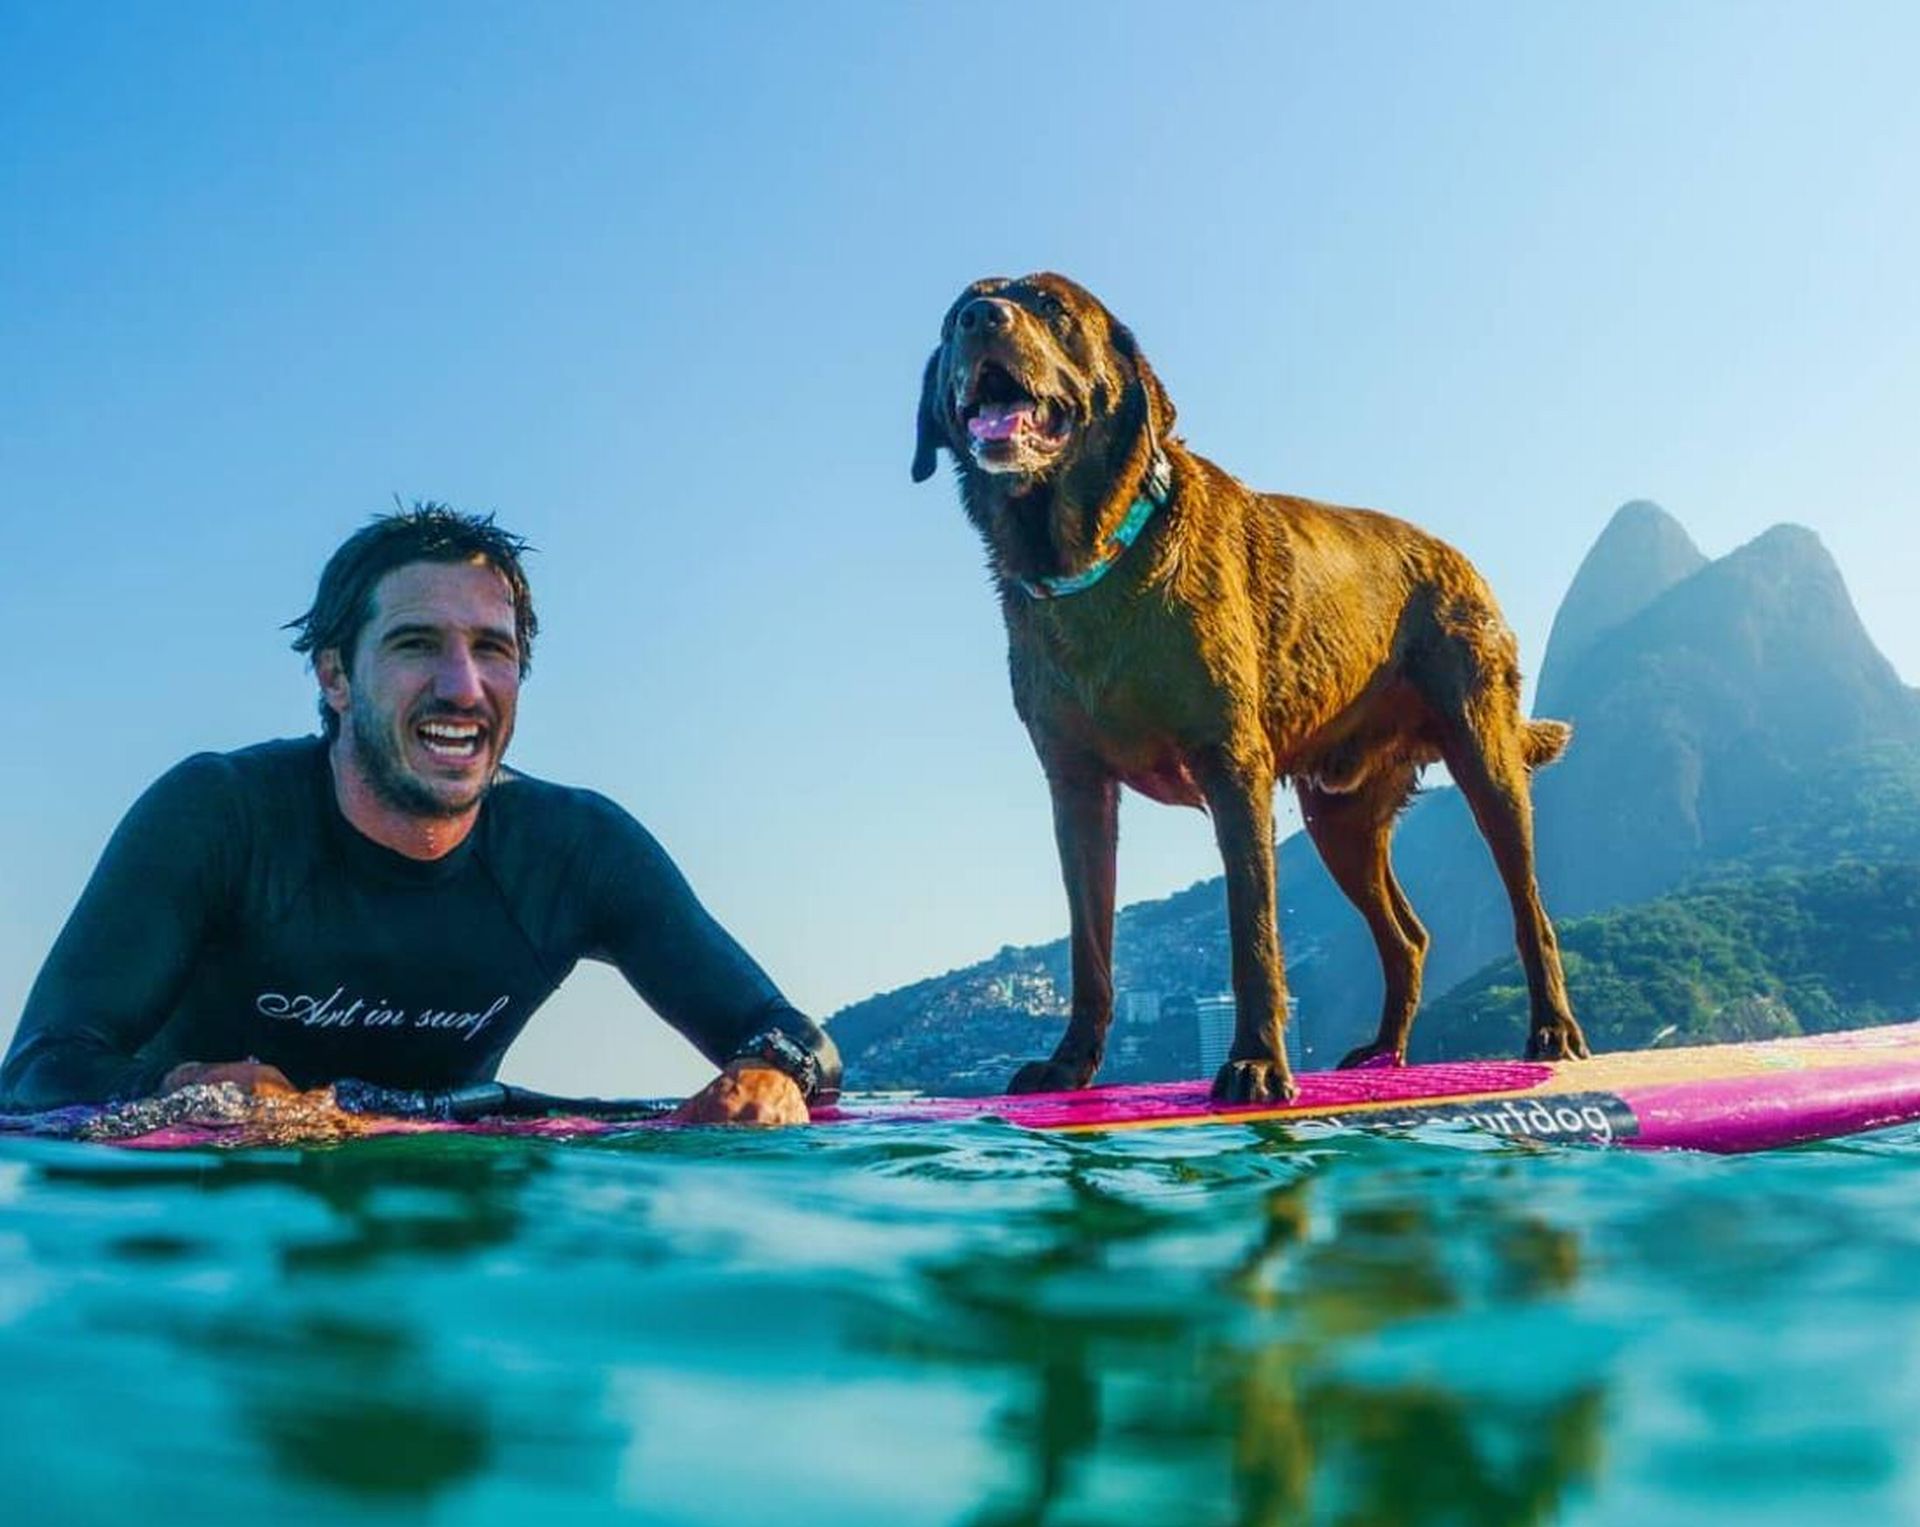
[0,755,241,1109]
[580,799,841,1098]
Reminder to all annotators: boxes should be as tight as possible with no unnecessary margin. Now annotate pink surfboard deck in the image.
[31,1020,1920,1154]
[816,1021,1920,1152]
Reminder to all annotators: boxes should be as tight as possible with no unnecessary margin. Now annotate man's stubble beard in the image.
[349,690,497,821]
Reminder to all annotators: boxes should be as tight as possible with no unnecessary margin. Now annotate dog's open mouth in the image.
[957,361,1071,454]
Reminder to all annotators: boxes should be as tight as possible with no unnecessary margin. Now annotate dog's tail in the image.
[1523,718,1572,770]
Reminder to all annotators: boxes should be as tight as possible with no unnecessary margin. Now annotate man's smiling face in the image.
[320,557,522,821]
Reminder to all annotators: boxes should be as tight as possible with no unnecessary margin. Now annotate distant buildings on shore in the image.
[1189,992,1304,1075]
[1107,986,1311,1077]
[851,976,1312,1095]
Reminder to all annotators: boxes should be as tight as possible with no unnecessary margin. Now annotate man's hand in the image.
[670,1061,809,1126]
[160,1058,297,1096]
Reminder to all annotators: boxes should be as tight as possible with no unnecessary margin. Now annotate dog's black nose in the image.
[956,297,1014,335]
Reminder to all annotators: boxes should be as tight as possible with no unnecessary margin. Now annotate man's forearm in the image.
[590,806,843,1102]
[0,755,238,1113]
[0,1027,167,1111]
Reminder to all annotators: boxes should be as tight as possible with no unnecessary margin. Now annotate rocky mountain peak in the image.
[1537,500,1707,714]
[1559,519,1902,729]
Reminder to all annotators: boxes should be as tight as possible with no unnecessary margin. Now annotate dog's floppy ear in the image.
[911,347,945,483]
[1111,321,1177,437]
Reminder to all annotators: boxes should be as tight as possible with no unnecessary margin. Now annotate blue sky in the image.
[4,3,1918,1094]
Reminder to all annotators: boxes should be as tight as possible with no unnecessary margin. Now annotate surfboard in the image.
[5,1023,1919,1153]
[823,1021,1920,1152]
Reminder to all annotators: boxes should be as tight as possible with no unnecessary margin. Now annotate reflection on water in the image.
[872,1134,1603,1527]
[3,1120,1917,1523]
[216,1309,494,1497]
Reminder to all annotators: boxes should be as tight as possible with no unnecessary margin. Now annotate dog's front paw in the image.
[1337,1042,1407,1071]
[1007,1059,1087,1094]
[1211,1059,1299,1105]
[1525,1020,1591,1062]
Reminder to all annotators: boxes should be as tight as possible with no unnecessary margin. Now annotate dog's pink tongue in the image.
[968,402,1035,441]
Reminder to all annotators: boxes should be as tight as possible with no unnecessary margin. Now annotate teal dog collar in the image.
[1018,445,1172,601]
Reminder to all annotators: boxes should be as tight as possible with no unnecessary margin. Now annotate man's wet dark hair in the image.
[288,503,538,738]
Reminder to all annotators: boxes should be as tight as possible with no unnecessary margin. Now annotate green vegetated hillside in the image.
[830,501,1920,1092]
[1416,860,1920,1060]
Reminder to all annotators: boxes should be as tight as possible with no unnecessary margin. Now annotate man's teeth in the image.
[418,722,483,756]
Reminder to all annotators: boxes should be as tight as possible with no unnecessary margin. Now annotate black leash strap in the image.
[332,1078,677,1123]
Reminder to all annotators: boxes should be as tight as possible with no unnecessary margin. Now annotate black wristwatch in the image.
[728,1027,825,1102]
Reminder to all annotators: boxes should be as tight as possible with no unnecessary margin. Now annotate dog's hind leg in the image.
[1297,767,1430,1068]
[1193,744,1300,1104]
[1010,752,1119,1093]
[1429,696,1589,1063]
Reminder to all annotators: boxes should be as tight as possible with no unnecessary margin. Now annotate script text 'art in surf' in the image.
[255,988,510,1042]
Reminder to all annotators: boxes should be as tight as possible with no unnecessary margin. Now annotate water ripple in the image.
[3,1120,1918,1523]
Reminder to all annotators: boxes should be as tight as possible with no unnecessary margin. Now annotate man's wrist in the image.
[726,1027,823,1102]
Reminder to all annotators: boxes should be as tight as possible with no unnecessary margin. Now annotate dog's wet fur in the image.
[914,272,1589,1102]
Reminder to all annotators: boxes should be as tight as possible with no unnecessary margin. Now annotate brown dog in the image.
[912,273,1589,1102]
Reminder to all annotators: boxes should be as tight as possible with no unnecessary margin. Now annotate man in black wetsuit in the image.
[0,506,838,1125]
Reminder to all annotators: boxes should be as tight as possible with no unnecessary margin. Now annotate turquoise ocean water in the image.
[3,1117,1917,1525]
